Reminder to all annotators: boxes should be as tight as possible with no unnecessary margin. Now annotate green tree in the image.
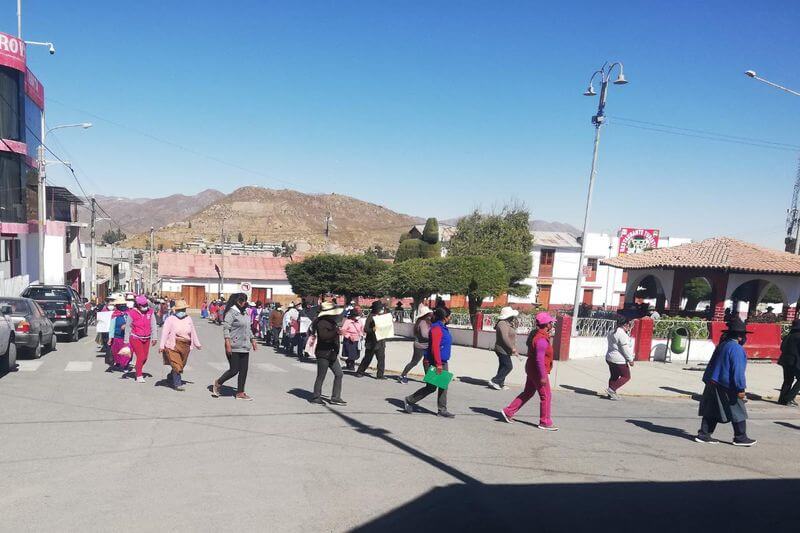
[683,277,711,311]
[395,218,442,262]
[272,240,297,258]
[761,283,784,304]
[286,254,387,301]
[101,228,126,245]
[382,258,443,312]
[447,206,533,301]
[438,256,507,324]
[365,245,394,259]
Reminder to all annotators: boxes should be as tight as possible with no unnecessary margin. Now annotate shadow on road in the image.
[559,384,601,397]
[660,386,702,401]
[469,406,538,428]
[457,376,490,387]
[385,397,435,415]
[351,479,800,532]
[287,388,316,401]
[626,419,695,441]
[775,421,800,431]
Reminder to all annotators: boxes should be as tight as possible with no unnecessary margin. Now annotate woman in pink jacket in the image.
[339,309,364,371]
[501,312,558,431]
[159,300,202,391]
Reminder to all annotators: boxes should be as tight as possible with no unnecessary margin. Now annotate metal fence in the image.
[653,319,711,340]
[574,318,616,337]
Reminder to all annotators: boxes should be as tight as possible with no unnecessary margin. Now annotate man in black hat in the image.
[695,316,757,446]
[356,301,388,379]
[778,318,800,406]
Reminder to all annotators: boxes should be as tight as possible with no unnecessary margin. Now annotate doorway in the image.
[181,285,206,309]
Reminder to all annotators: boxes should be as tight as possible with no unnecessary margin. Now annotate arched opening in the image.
[680,276,712,315]
[730,279,786,322]
[629,274,667,316]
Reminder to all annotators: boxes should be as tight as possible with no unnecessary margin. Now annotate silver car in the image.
[0,304,16,374]
[0,297,57,359]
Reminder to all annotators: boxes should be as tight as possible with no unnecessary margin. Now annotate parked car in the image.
[0,297,57,358]
[20,285,88,342]
[0,304,16,374]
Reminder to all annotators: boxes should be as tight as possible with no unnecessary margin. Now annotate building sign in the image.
[240,282,251,293]
[0,32,26,72]
[618,228,660,255]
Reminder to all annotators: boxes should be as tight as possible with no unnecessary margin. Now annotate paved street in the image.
[2,317,800,532]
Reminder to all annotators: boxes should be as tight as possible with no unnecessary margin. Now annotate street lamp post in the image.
[570,62,629,337]
[37,122,92,284]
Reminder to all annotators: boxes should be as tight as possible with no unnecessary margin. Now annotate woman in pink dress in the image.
[160,299,202,391]
[108,295,131,371]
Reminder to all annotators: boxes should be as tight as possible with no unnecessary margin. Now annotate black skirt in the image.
[698,382,748,424]
[342,338,359,359]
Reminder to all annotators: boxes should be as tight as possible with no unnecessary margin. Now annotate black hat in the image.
[370,301,385,313]
[724,316,753,335]
[790,319,800,332]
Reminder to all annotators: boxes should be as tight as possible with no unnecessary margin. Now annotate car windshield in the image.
[0,299,30,316]
[23,288,71,301]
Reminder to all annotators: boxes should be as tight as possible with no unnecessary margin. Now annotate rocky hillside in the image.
[81,189,225,237]
[124,186,422,253]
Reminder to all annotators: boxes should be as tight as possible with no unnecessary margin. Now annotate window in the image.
[582,289,594,306]
[586,258,598,282]
[0,67,21,141]
[24,95,42,161]
[538,249,555,277]
[22,287,71,301]
[0,152,23,222]
[0,298,30,316]
[0,238,20,277]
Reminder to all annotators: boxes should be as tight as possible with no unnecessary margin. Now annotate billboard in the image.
[618,228,660,255]
[0,32,26,72]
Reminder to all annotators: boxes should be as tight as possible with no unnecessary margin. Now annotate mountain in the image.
[124,186,423,253]
[81,189,225,237]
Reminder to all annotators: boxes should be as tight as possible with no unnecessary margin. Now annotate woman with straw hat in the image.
[500,312,558,431]
[160,299,202,391]
[107,295,131,371]
[309,302,347,405]
[489,306,519,390]
[397,304,433,384]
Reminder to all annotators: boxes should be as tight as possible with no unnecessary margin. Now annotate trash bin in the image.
[670,327,689,354]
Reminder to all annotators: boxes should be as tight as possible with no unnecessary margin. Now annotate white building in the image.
[509,231,691,310]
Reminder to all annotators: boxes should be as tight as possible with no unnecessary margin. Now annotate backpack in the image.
[314,317,339,356]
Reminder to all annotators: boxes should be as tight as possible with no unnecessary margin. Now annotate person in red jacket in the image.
[501,312,558,431]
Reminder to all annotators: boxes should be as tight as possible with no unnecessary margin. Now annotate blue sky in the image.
[5,1,799,248]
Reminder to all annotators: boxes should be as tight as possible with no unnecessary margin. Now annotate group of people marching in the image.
[91,287,800,447]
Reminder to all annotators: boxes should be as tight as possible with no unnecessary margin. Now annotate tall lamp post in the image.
[570,62,629,337]
[744,70,800,253]
[37,122,92,284]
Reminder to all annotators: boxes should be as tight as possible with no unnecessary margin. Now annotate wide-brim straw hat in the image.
[110,296,127,306]
[173,299,189,311]
[498,306,519,320]
[417,304,433,317]
[318,302,341,318]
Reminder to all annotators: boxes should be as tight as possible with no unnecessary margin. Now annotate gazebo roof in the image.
[601,237,800,275]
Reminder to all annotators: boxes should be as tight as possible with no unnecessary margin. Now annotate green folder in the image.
[423,366,454,390]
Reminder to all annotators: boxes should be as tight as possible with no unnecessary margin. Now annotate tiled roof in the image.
[534,231,581,249]
[600,237,800,274]
[158,252,295,281]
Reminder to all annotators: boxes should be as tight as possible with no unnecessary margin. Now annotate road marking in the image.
[17,360,44,372]
[257,363,288,373]
[65,361,92,372]
[293,363,317,372]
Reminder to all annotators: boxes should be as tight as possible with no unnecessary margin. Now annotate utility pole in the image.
[324,211,332,238]
[37,113,46,284]
[149,227,154,295]
[17,0,22,38]
[89,197,97,300]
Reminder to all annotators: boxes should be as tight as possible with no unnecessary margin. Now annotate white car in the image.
[0,303,16,374]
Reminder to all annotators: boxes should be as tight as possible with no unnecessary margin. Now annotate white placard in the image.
[95,311,113,333]
[373,313,394,341]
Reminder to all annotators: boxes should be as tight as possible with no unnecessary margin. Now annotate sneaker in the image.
[354,373,365,378]
[789,400,799,407]
[135,376,146,383]
[235,393,254,401]
[309,397,325,405]
[398,376,408,384]
[606,387,619,400]
[488,381,501,390]
[502,386,510,390]
[329,398,347,406]
[501,410,513,424]
[732,437,757,447]
[538,424,559,431]
[175,386,185,392]
[694,434,720,444]
[437,410,455,418]
[403,398,414,414]
[211,380,220,398]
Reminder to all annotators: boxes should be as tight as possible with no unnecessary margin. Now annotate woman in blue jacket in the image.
[403,307,455,418]
[695,317,756,446]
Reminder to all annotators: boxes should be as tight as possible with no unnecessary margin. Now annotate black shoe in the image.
[789,400,799,407]
[694,434,719,444]
[403,398,414,414]
[330,398,347,406]
[376,376,387,380]
[354,373,365,378]
[309,397,325,405]
[437,410,455,419]
[733,436,757,447]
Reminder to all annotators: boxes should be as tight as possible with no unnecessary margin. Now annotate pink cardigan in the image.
[339,318,364,342]
[159,315,202,351]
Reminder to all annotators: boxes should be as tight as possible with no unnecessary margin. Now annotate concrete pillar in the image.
[553,314,572,361]
[669,271,685,314]
[633,317,654,361]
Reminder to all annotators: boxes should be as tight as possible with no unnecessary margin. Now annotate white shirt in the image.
[283,308,299,330]
[606,327,635,364]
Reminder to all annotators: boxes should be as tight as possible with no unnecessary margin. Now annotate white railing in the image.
[0,274,30,297]
[575,317,616,337]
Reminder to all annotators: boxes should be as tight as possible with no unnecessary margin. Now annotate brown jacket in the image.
[494,319,517,356]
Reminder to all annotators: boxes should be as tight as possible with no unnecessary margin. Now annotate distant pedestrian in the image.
[126,295,158,383]
[212,293,257,401]
[605,315,635,400]
[269,305,284,348]
[500,312,558,431]
[160,299,201,391]
[695,317,757,446]
[403,307,455,418]
[398,305,433,384]
[297,304,312,359]
[108,295,131,371]
[309,302,347,405]
[200,300,209,320]
[778,318,800,407]
[356,301,389,379]
[209,301,218,322]
[489,306,519,390]
[340,308,363,371]
[393,301,404,322]
[283,302,299,353]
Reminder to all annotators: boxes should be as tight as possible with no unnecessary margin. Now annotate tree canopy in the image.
[101,228,126,245]
[437,255,508,320]
[285,254,388,300]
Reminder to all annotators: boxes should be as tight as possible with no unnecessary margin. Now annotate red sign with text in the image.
[0,32,26,72]
[618,228,660,255]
